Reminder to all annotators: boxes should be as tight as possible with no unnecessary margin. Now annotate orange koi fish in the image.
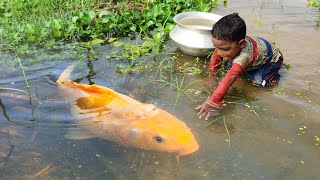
[56,65,199,157]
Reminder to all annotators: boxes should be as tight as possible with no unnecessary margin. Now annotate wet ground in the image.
[1,0,320,179]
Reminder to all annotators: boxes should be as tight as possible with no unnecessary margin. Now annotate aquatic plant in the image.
[15,53,36,121]
[143,57,201,105]
[0,0,224,52]
[308,0,320,26]
[308,0,320,8]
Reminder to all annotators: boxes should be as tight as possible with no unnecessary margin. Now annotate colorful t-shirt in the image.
[230,36,281,71]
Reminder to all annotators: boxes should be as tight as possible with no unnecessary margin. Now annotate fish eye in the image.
[153,136,164,143]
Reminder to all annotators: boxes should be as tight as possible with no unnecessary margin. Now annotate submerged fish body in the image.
[56,65,199,156]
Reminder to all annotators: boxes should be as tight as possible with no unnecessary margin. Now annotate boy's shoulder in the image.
[240,36,269,57]
[233,36,268,68]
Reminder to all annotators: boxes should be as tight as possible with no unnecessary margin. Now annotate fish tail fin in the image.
[56,65,75,85]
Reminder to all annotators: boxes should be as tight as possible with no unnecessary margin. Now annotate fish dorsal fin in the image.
[56,65,75,85]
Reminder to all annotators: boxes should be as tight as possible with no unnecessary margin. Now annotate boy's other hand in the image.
[196,102,220,120]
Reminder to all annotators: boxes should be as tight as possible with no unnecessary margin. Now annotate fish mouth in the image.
[178,143,199,156]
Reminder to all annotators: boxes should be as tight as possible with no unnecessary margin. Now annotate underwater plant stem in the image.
[245,103,259,117]
[205,116,224,126]
[15,53,36,121]
[223,116,231,148]
[0,87,28,94]
[0,98,11,121]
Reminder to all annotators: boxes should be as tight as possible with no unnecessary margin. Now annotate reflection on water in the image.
[1,0,320,179]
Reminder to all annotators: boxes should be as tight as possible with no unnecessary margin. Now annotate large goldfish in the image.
[56,65,199,157]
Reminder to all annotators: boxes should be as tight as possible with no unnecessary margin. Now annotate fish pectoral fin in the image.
[76,96,112,109]
[65,128,97,140]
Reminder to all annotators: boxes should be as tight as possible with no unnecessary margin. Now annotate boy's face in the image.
[211,37,246,60]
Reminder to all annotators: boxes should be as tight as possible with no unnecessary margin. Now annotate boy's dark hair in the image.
[211,13,246,42]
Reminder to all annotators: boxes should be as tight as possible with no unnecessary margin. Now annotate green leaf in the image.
[91,39,105,45]
[131,9,139,16]
[53,19,62,30]
[86,11,96,20]
[113,41,125,47]
[98,10,112,18]
[146,20,154,27]
[72,16,79,23]
[165,23,175,33]
[101,17,110,24]
[284,63,292,70]
[4,12,12,18]
[25,23,35,34]
[108,38,117,43]
[142,40,155,48]
[130,25,136,32]
[199,5,211,12]
[153,31,164,43]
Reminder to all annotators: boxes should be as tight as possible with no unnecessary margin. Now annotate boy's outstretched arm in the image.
[208,49,222,75]
[197,63,244,120]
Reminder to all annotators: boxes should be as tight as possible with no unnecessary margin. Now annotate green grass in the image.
[0,0,103,50]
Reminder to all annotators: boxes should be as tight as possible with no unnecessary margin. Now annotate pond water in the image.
[1,0,320,179]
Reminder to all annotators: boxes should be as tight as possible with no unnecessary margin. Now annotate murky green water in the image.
[1,0,320,179]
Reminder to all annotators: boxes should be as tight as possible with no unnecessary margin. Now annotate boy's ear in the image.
[239,39,246,49]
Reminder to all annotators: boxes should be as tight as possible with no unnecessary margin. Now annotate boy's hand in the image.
[195,102,220,120]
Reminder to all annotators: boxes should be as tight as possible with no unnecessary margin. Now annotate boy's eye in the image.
[217,48,229,52]
[221,48,230,51]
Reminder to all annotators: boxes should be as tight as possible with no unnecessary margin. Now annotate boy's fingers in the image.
[198,109,209,119]
[197,110,203,116]
[197,107,205,116]
[195,105,202,110]
[205,113,211,120]
[199,112,206,119]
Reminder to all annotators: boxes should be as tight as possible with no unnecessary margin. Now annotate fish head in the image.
[119,107,199,156]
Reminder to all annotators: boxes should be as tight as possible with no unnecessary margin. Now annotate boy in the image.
[196,13,283,120]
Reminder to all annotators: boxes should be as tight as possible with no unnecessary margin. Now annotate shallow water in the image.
[1,0,320,179]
